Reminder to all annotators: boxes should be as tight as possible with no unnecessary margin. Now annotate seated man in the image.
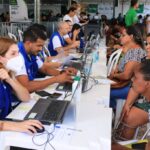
[16,27,76,93]
[27,23,62,69]
[48,21,80,56]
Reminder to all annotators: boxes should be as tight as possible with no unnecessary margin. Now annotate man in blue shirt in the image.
[16,27,76,93]
[48,21,80,56]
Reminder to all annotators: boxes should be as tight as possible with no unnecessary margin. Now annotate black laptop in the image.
[24,97,69,125]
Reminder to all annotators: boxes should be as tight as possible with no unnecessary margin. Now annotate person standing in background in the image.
[125,0,139,27]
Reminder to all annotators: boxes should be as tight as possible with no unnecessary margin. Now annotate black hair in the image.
[65,20,72,23]
[23,27,47,43]
[138,59,150,81]
[28,23,47,32]
[147,33,150,37]
[27,23,47,38]
[71,0,77,5]
[72,23,81,32]
[67,6,77,14]
[126,25,144,49]
[131,0,138,7]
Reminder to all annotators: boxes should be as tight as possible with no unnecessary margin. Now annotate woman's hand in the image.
[108,69,116,79]
[73,29,80,37]
[11,120,43,134]
[121,103,132,118]
[0,68,11,82]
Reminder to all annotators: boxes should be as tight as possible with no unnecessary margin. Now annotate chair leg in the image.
[114,99,125,129]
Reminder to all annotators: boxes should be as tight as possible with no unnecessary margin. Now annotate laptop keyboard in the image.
[42,100,69,122]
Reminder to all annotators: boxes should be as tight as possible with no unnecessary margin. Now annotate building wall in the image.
[80,0,150,19]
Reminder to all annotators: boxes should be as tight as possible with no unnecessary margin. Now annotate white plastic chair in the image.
[114,99,140,140]
[43,45,50,57]
[8,32,17,41]
[18,29,23,41]
[107,49,122,76]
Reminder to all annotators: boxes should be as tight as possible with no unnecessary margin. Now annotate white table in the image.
[0,100,112,150]
[0,37,112,150]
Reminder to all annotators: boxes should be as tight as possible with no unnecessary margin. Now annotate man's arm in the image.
[55,41,80,53]
[39,65,60,76]
[16,73,72,93]
[52,35,80,53]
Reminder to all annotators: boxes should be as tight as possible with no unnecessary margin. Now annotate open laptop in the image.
[82,58,93,92]
[56,42,91,92]
[24,80,80,125]
[24,97,70,125]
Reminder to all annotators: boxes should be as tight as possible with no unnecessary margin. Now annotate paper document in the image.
[98,79,116,84]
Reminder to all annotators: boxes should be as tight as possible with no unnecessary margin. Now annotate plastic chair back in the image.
[107,49,122,76]
[18,29,23,41]
[8,32,17,41]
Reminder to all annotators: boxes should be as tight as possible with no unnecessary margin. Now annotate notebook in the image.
[24,97,69,125]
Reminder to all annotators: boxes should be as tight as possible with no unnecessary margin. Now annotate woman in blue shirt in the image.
[0,37,43,134]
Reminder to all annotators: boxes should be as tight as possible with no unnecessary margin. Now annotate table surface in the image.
[0,37,112,150]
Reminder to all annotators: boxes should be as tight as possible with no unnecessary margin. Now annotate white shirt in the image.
[52,35,63,50]
[73,15,80,24]
[63,34,69,39]
[15,54,43,77]
[63,15,74,24]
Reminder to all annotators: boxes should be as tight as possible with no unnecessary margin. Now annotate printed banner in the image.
[9,0,28,22]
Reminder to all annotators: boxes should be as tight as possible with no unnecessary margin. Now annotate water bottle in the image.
[79,37,85,51]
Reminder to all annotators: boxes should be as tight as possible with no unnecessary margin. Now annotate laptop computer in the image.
[82,58,93,92]
[56,42,91,92]
[24,97,70,125]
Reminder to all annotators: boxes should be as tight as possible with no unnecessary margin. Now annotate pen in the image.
[55,125,82,132]
[66,128,82,132]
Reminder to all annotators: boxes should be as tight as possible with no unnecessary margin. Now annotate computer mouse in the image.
[33,126,45,133]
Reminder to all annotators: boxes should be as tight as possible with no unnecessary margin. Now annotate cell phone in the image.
[50,92,62,99]
[35,91,51,97]
[132,142,147,149]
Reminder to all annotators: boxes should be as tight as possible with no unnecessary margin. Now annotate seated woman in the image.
[0,38,43,133]
[64,21,81,44]
[114,34,150,140]
[109,25,146,108]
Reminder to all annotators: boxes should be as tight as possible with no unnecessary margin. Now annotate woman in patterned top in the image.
[109,25,146,108]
